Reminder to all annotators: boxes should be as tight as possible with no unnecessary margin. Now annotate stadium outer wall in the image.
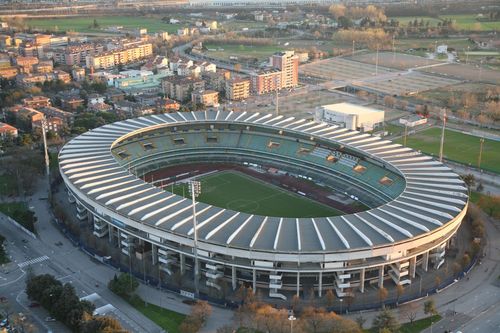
[59,112,468,300]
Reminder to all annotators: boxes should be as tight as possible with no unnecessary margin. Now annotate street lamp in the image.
[189,180,201,296]
[288,314,296,333]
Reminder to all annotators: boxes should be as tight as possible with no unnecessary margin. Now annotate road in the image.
[0,179,163,333]
[1,178,234,332]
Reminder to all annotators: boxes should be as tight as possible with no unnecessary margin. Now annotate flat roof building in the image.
[315,102,385,132]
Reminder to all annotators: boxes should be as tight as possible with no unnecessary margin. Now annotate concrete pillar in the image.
[423,251,429,272]
[359,268,365,293]
[252,269,256,293]
[409,256,416,278]
[296,271,300,296]
[318,271,323,297]
[232,266,237,290]
[117,229,121,249]
[152,244,157,265]
[180,253,185,274]
[108,224,113,243]
[378,265,384,288]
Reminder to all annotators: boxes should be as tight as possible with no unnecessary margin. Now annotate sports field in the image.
[396,128,500,174]
[26,16,181,33]
[204,43,284,62]
[171,171,342,218]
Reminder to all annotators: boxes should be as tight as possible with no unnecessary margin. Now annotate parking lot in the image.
[299,57,395,82]
[352,71,462,96]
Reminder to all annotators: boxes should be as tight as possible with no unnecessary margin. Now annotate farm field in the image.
[171,170,342,218]
[390,14,500,31]
[396,127,500,174]
[204,43,283,61]
[441,14,500,31]
[392,16,442,27]
[26,16,181,33]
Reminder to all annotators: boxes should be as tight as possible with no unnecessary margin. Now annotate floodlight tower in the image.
[189,180,202,295]
[439,109,447,162]
[41,116,50,178]
[478,137,485,170]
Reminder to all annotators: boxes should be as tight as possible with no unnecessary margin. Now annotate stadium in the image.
[59,111,468,300]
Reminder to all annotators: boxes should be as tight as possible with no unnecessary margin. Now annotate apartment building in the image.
[271,51,298,89]
[225,77,250,101]
[86,43,153,69]
[251,69,281,95]
[162,76,205,102]
[191,89,219,107]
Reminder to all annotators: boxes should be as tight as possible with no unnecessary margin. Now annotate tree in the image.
[478,195,500,219]
[383,95,396,108]
[378,287,388,305]
[396,284,404,304]
[325,289,335,308]
[355,315,366,329]
[108,273,138,298]
[191,300,212,326]
[460,174,475,189]
[329,4,346,19]
[461,253,471,268]
[435,275,442,289]
[399,302,418,324]
[372,308,400,333]
[292,294,300,310]
[424,299,437,316]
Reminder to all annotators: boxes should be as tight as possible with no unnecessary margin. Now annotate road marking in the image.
[18,255,49,268]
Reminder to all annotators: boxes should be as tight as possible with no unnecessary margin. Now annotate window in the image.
[206,137,218,143]
[142,142,155,151]
[117,151,129,159]
[173,138,185,145]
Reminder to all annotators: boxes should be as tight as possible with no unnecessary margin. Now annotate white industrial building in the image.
[315,102,385,132]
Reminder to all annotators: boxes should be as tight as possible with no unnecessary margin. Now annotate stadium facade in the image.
[59,111,468,300]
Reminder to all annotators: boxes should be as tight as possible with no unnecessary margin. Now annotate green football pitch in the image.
[170,171,343,218]
[396,127,500,174]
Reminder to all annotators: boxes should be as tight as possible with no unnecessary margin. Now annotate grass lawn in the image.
[0,202,35,232]
[390,14,500,31]
[365,315,442,333]
[127,296,185,333]
[400,315,442,333]
[26,16,181,33]
[441,14,500,31]
[204,43,284,61]
[170,171,342,218]
[392,16,442,27]
[0,174,18,196]
[396,127,500,174]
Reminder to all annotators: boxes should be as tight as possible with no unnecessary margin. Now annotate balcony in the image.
[93,228,108,238]
[76,212,87,220]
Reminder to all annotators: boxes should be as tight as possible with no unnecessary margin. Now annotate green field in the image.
[392,16,442,27]
[391,14,500,31]
[441,14,500,31]
[204,43,284,61]
[171,171,342,218]
[26,16,181,33]
[0,174,18,196]
[128,296,185,333]
[396,128,500,174]
[0,202,36,232]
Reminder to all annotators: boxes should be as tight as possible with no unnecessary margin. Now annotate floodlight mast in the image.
[189,180,201,296]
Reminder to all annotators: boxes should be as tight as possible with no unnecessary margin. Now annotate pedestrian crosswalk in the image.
[18,255,50,268]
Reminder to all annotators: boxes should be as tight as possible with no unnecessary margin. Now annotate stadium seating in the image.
[111,128,405,200]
